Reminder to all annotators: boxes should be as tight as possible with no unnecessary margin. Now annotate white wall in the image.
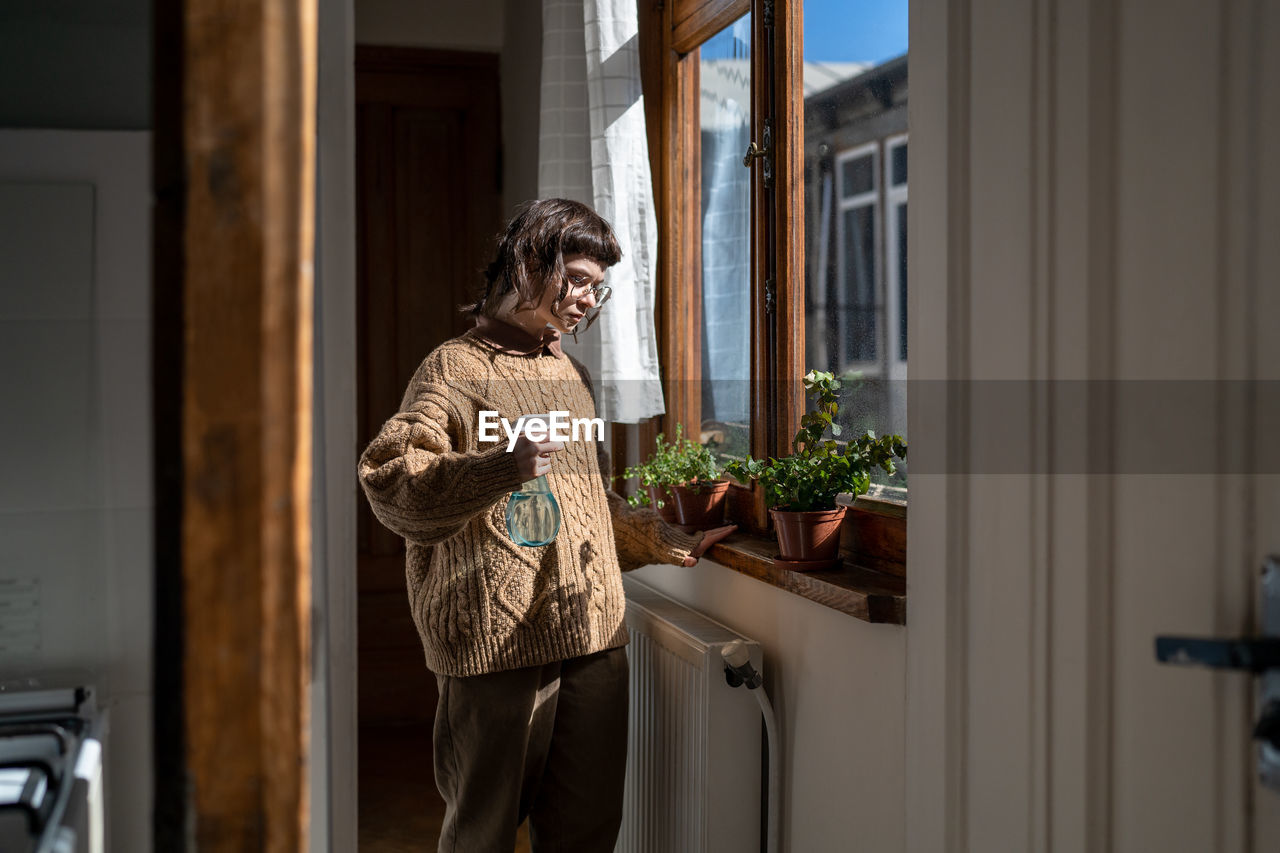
[355,0,504,51]
[633,561,906,852]
[906,1,1280,850]
[0,130,152,853]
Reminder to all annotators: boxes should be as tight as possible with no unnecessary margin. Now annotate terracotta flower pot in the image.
[671,480,731,529]
[647,484,680,523]
[769,505,848,568]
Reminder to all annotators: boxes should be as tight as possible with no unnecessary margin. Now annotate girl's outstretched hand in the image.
[683,525,737,566]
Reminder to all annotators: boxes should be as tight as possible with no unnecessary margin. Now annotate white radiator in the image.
[618,575,764,853]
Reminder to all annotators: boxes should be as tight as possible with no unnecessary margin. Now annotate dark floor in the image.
[359,724,531,852]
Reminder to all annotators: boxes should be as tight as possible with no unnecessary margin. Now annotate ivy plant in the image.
[723,370,907,512]
[618,423,722,508]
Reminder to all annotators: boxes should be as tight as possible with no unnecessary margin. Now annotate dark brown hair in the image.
[467,198,622,318]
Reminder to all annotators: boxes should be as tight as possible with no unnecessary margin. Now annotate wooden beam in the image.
[657,0,703,443]
[773,0,806,451]
[671,0,750,54]
[749,0,770,468]
[635,1,669,479]
[160,0,317,848]
[638,0,665,216]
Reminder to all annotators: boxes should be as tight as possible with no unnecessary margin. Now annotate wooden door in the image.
[355,46,501,725]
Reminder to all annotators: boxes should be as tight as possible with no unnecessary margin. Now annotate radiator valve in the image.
[721,640,763,689]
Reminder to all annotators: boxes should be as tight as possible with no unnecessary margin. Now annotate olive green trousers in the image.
[432,645,630,853]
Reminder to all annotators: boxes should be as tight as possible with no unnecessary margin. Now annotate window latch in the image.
[1155,636,1280,673]
[1155,555,1280,790]
[743,119,774,188]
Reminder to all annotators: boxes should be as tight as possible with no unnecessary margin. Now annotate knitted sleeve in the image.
[566,357,703,570]
[602,472,703,571]
[358,360,522,545]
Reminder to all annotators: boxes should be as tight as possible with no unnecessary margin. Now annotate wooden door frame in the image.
[353,43,502,569]
[314,0,358,849]
[153,1,318,848]
[352,43,502,728]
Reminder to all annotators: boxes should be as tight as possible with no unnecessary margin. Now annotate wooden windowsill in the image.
[703,532,906,625]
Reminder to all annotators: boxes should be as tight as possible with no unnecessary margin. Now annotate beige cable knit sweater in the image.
[358,328,700,677]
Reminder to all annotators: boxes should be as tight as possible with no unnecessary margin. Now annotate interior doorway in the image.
[353,45,502,850]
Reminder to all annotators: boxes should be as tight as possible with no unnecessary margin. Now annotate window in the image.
[834,142,879,369]
[641,0,909,530]
[803,12,909,489]
[699,15,753,462]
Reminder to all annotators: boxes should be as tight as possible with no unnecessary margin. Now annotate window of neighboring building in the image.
[833,142,880,369]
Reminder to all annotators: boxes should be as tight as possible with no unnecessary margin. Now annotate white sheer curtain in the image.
[539,0,664,423]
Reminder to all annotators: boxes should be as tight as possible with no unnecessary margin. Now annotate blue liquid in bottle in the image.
[506,474,561,546]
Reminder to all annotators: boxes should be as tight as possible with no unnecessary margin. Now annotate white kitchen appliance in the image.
[0,676,104,853]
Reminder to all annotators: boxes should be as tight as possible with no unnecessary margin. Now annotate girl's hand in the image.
[511,434,565,481]
[682,525,737,566]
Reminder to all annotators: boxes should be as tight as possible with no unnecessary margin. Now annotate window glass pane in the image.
[841,153,875,198]
[699,14,751,461]
[804,0,908,488]
[891,142,908,186]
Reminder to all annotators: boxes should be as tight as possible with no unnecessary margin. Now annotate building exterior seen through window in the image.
[803,0,908,487]
[673,1,908,497]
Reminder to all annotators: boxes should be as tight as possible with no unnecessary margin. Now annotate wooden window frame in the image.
[641,0,805,534]
[635,0,906,619]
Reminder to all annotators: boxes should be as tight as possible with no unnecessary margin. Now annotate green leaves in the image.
[617,423,722,507]
[723,370,907,512]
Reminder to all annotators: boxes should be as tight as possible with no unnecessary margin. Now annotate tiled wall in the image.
[0,130,152,853]
[0,0,151,129]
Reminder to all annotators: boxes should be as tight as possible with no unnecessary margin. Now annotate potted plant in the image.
[664,431,730,530]
[620,424,730,529]
[723,370,906,570]
[619,426,683,522]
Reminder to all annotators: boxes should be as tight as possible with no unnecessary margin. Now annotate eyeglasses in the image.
[562,276,612,335]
